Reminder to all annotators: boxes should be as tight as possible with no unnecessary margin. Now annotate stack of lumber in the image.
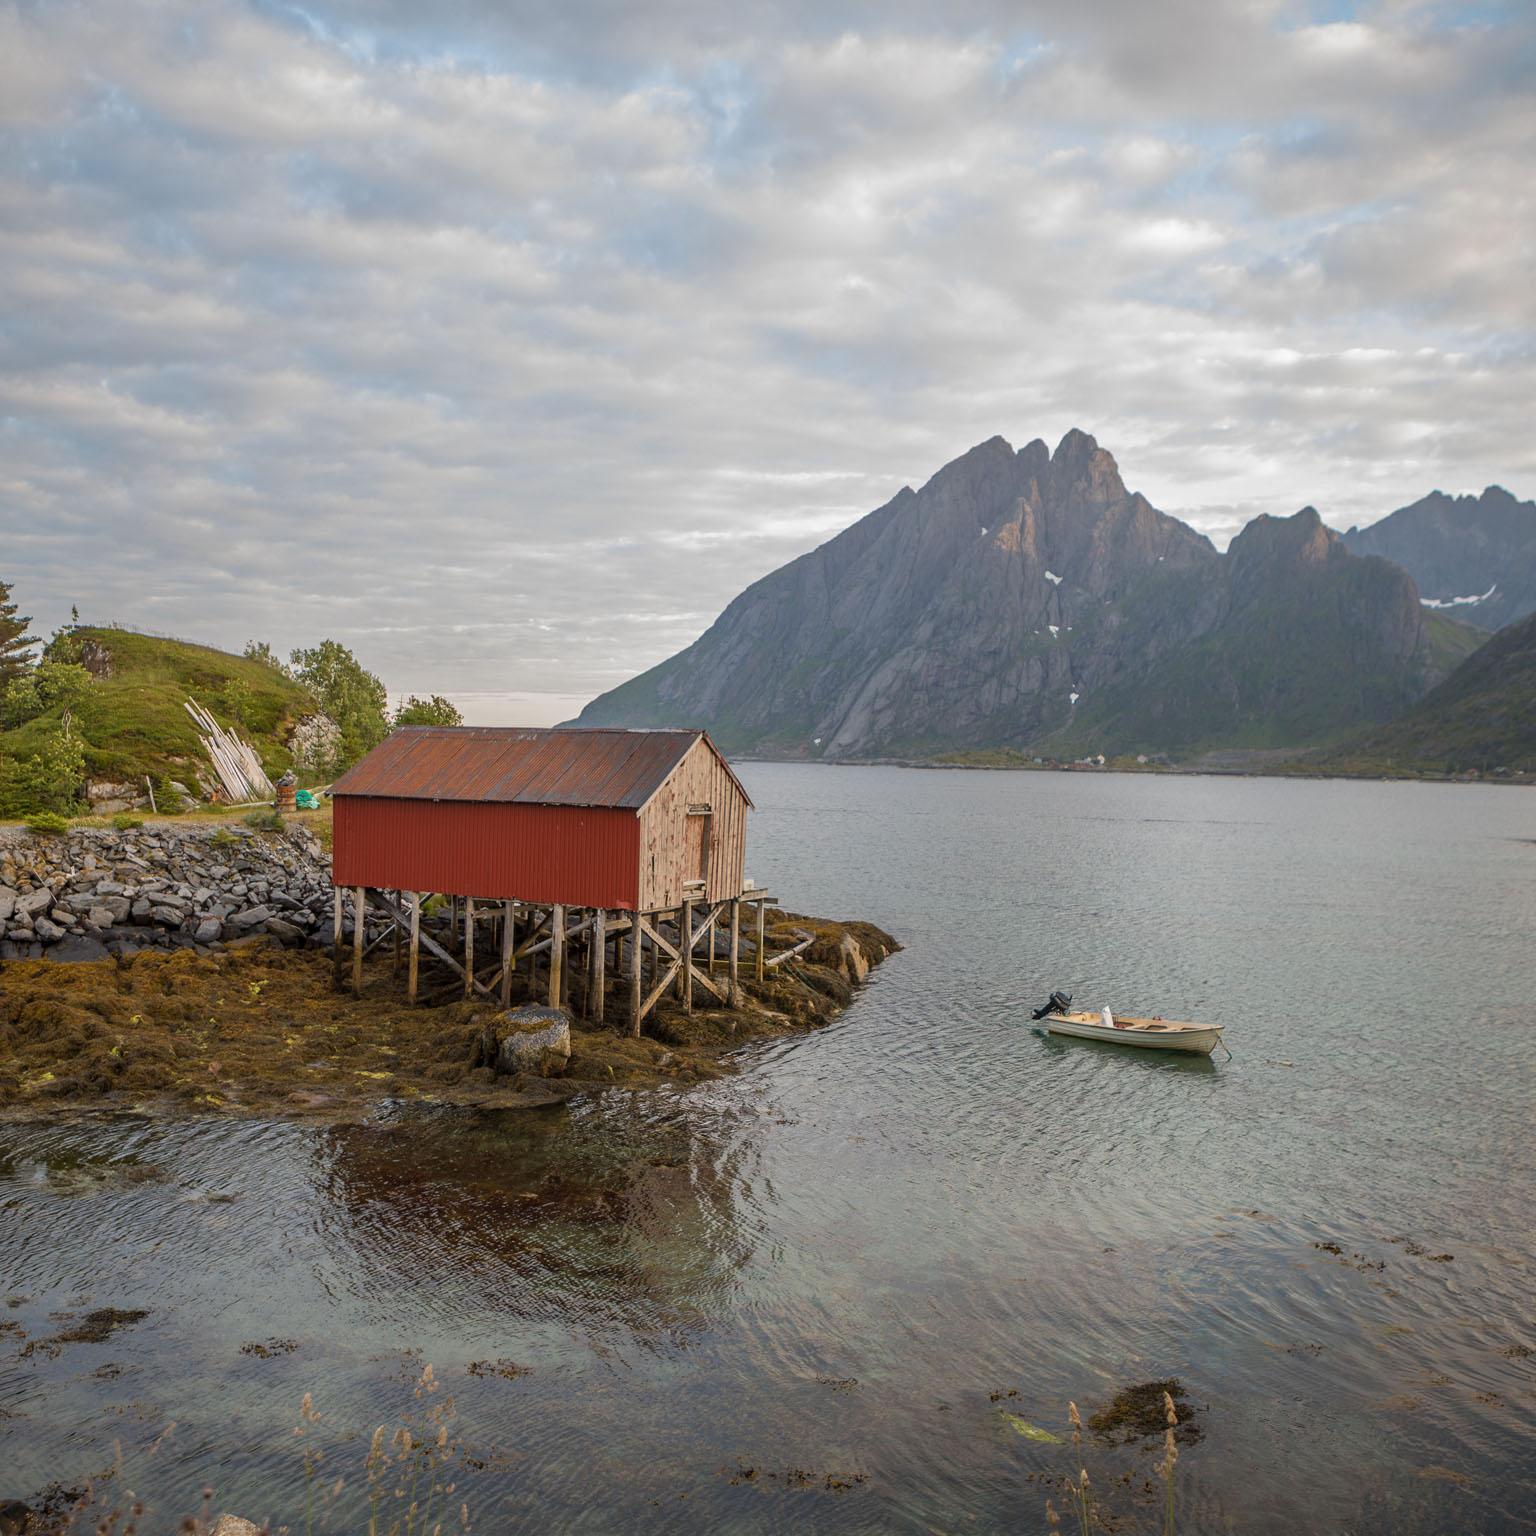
[184,699,275,803]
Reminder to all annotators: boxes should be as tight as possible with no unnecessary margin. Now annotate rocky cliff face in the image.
[578,431,1450,759]
[1342,486,1536,632]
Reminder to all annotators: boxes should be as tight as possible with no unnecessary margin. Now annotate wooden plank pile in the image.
[184,698,275,804]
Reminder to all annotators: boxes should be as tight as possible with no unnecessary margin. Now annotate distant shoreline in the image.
[728,753,1535,787]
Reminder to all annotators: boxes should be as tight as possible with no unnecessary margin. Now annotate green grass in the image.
[0,626,318,789]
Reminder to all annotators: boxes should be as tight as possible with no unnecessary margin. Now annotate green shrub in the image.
[27,811,70,835]
[221,676,254,726]
[243,808,284,832]
[0,659,93,728]
[111,812,145,830]
[146,772,183,814]
[1,720,88,818]
[393,693,463,728]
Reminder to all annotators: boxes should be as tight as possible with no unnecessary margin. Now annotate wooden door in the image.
[685,809,711,887]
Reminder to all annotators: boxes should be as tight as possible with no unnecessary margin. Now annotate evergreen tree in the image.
[0,578,39,683]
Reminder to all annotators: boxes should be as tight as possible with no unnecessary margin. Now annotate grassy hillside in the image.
[1,627,317,792]
[1318,610,1536,776]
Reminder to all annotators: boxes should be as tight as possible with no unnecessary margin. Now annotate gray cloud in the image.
[0,0,1531,720]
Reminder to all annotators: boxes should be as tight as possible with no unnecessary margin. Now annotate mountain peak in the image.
[1229,506,1339,571]
[1052,427,1101,464]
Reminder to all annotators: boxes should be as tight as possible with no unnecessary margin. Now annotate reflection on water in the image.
[1,767,1534,1533]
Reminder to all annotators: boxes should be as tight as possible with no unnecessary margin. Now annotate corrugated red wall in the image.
[332,797,641,908]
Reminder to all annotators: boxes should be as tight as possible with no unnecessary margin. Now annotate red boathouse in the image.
[327,726,770,1032]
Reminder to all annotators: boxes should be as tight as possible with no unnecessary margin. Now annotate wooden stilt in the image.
[628,909,642,1036]
[351,886,365,996]
[591,908,606,1024]
[682,898,695,1015]
[332,886,344,988]
[729,898,741,1006]
[408,892,420,1005]
[549,902,565,1009]
[392,892,402,977]
[500,900,515,1008]
[463,897,475,999]
[755,899,766,983]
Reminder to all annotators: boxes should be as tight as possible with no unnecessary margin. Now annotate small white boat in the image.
[1041,1010,1225,1056]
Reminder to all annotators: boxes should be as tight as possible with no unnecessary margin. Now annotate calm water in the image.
[2,767,1534,1532]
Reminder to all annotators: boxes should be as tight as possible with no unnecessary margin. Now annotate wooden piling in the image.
[729,898,741,1006]
[755,899,766,983]
[407,892,420,1004]
[628,910,643,1036]
[591,908,606,1024]
[463,897,475,999]
[549,902,565,1008]
[501,900,515,1008]
[351,885,365,996]
[682,898,695,1015]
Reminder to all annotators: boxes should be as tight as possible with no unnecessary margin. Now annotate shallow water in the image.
[2,766,1534,1532]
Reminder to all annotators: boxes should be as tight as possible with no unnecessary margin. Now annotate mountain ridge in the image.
[1341,485,1536,631]
[577,430,1471,761]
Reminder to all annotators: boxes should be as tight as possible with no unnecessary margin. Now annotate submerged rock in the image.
[495,1006,573,1077]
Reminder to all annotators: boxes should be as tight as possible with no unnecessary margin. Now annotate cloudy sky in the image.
[2,0,1531,722]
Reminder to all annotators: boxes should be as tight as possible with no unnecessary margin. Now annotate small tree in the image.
[222,676,254,726]
[393,694,464,728]
[12,717,87,816]
[289,639,389,772]
[0,659,93,729]
[0,578,39,684]
[243,640,289,675]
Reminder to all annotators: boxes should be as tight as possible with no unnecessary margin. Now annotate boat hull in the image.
[1042,1014,1223,1055]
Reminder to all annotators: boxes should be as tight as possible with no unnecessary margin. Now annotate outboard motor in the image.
[1031,990,1073,1020]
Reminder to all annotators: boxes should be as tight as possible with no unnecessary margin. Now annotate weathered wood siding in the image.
[637,737,749,909]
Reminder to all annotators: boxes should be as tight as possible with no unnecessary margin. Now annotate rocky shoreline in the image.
[0,824,897,1118]
[0,821,368,961]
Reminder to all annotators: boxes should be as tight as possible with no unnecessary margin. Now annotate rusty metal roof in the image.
[329,727,753,810]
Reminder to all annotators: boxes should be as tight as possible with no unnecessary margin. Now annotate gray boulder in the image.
[230,904,272,929]
[85,906,117,930]
[263,916,306,944]
[0,886,15,924]
[194,917,223,944]
[17,887,54,918]
[33,916,65,943]
[495,1007,573,1077]
[46,934,110,962]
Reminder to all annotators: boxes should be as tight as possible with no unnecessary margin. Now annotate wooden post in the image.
[501,900,515,1008]
[392,892,402,977]
[591,908,606,1024]
[682,899,695,1015]
[332,886,344,988]
[549,903,565,1009]
[729,898,741,1006]
[351,885,365,996]
[628,911,643,1036]
[755,900,766,984]
[407,892,421,1005]
[463,897,476,999]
